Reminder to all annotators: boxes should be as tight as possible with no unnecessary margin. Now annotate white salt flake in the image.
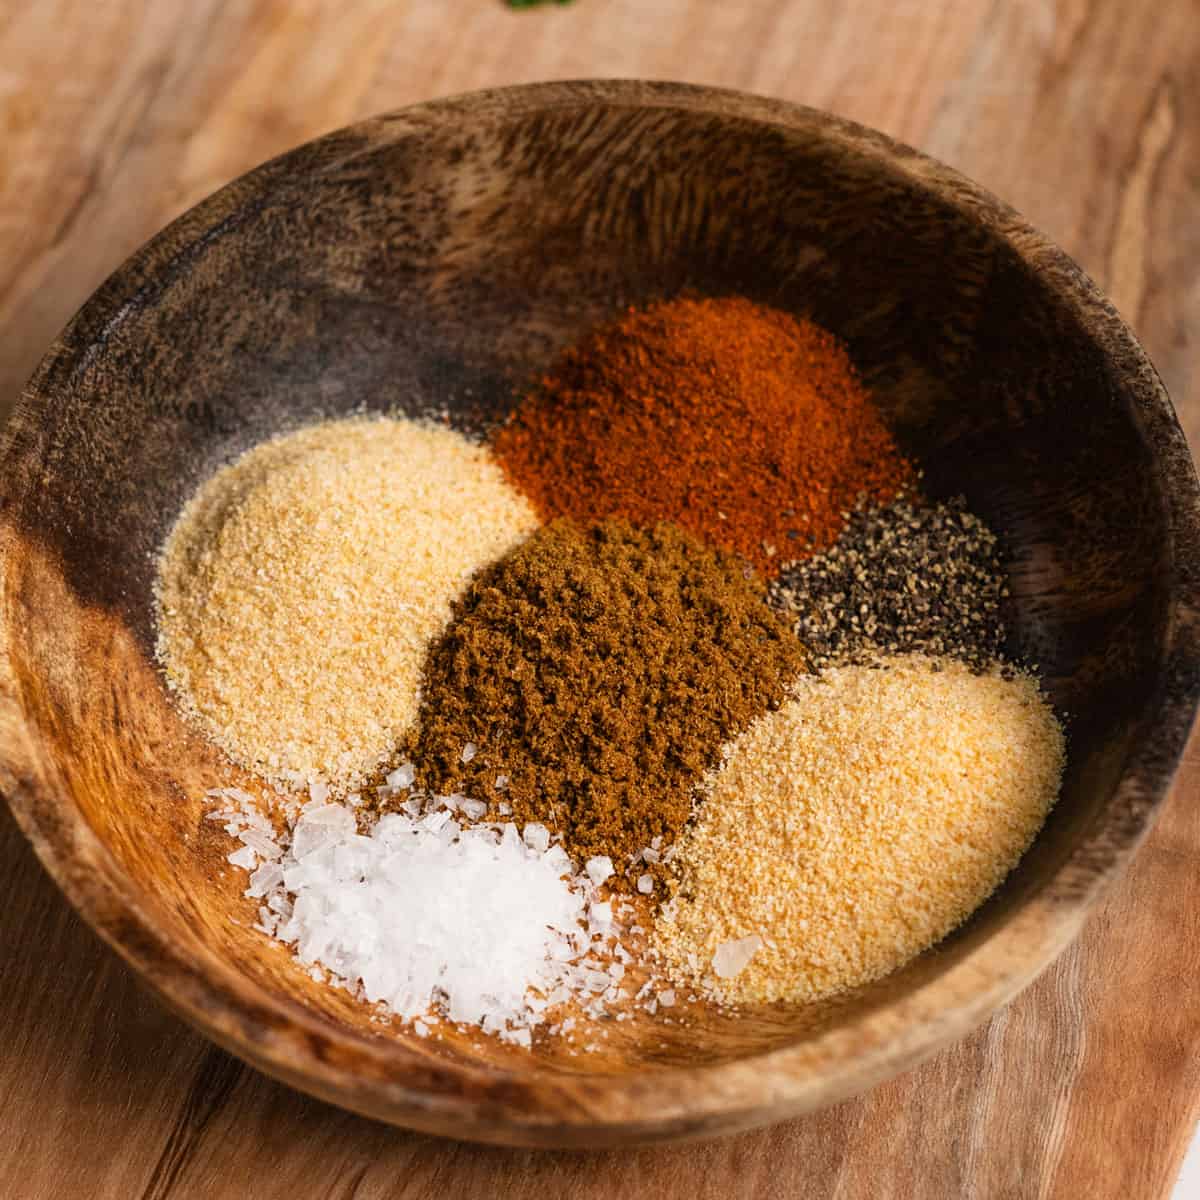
[460,742,477,764]
[221,798,590,1043]
[522,823,551,853]
[246,861,285,898]
[238,828,282,860]
[544,845,571,875]
[712,934,763,979]
[421,809,452,834]
[228,845,258,870]
[657,989,676,1008]
[636,874,654,895]
[304,803,353,827]
[386,762,415,790]
[585,856,614,886]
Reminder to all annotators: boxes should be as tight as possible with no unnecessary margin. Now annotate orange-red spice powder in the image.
[493,296,916,575]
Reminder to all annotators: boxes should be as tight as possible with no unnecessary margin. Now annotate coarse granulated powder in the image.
[155,417,537,790]
[654,656,1064,1004]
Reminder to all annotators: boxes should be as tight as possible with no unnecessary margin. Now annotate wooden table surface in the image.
[2,2,1198,1197]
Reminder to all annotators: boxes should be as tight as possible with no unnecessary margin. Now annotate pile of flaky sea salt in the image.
[208,771,668,1046]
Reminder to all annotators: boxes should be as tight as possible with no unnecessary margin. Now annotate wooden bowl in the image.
[2,81,1198,1149]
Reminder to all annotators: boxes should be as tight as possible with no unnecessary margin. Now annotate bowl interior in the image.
[0,82,1189,1144]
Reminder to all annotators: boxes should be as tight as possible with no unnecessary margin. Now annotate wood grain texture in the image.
[7,75,1195,1144]
[0,0,1197,1196]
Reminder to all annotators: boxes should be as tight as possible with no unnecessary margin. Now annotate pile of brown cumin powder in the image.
[401,518,808,886]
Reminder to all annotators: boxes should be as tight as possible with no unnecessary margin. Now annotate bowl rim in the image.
[2,78,1199,1147]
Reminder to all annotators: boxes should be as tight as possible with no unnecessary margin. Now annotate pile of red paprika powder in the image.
[493,296,916,575]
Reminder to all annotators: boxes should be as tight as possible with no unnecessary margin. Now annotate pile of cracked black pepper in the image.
[769,498,1009,670]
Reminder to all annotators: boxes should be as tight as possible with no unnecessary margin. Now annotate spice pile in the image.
[494,297,916,573]
[653,656,1064,1004]
[156,418,535,789]
[405,518,805,884]
[770,498,1009,670]
[157,293,1067,1050]
[211,783,631,1044]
